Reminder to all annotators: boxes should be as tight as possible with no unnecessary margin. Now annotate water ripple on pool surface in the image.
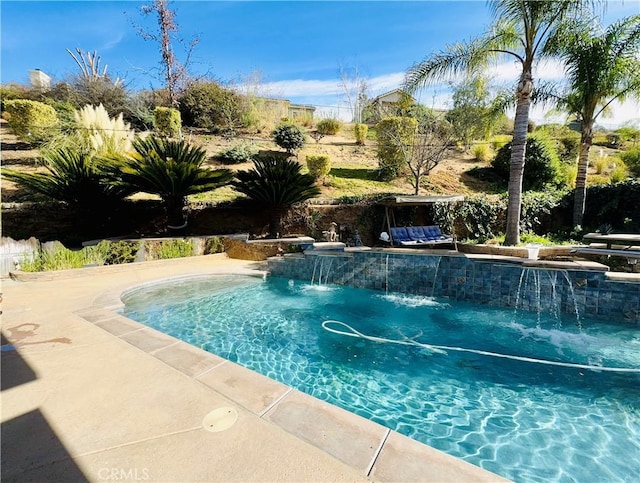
[122,275,640,483]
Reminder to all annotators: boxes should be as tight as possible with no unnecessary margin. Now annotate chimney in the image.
[29,69,51,90]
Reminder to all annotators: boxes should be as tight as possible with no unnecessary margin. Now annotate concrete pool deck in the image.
[1,254,507,482]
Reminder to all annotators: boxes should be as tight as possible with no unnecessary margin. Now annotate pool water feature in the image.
[121,275,640,482]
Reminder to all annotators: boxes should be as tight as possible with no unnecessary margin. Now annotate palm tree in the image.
[107,136,233,230]
[544,15,640,228]
[404,0,597,245]
[2,148,133,211]
[232,156,320,237]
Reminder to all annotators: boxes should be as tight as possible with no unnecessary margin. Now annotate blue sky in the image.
[2,0,639,125]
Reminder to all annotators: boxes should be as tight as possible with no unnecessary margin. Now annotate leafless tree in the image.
[338,64,369,123]
[67,48,122,86]
[391,120,455,195]
[135,0,199,107]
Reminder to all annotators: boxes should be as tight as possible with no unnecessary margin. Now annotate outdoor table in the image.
[582,233,640,250]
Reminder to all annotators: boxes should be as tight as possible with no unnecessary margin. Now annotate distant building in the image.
[288,103,316,120]
[29,69,51,90]
[365,89,415,122]
[255,97,316,122]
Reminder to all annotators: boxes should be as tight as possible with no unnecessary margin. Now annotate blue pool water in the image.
[122,275,640,482]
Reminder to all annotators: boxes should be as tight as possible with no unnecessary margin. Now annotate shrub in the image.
[491,133,562,190]
[619,149,640,177]
[149,239,193,260]
[3,99,58,143]
[609,164,628,183]
[154,107,181,138]
[557,162,577,189]
[491,134,512,150]
[104,136,233,230]
[354,123,368,145]
[616,126,640,148]
[216,143,257,164]
[557,134,580,162]
[19,241,111,272]
[204,237,225,254]
[471,143,493,163]
[0,83,33,111]
[576,179,640,231]
[103,240,139,265]
[306,154,331,180]
[178,81,244,133]
[272,123,306,154]
[536,124,580,162]
[316,118,342,135]
[65,76,128,117]
[376,116,418,181]
[594,156,608,174]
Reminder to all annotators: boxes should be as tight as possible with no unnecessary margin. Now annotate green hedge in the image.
[3,99,58,143]
[154,107,181,138]
[431,191,566,242]
[577,179,640,232]
[306,154,331,180]
[354,123,368,145]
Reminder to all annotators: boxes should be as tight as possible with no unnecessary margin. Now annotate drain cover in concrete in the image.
[202,407,238,432]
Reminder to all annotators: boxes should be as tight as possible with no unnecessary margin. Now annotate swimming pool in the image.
[122,274,640,482]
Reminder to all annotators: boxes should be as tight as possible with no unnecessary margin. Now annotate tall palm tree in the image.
[107,136,233,230]
[232,156,320,237]
[544,15,640,228]
[404,0,597,245]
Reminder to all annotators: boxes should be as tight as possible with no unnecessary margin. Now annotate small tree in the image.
[136,0,199,107]
[388,118,455,194]
[272,123,306,154]
[338,63,369,123]
[445,75,503,151]
[376,116,418,181]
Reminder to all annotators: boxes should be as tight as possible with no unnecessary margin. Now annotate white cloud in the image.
[486,59,566,83]
[260,67,639,128]
[101,32,125,51]
[262,71,406,101]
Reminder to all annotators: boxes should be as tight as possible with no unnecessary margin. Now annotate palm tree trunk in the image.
[269,206,286,238]
[166,196,187,231]
[504,73,533,246]
[573,122,593,228]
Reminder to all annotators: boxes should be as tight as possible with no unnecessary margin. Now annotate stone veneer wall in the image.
[267,251,640,324]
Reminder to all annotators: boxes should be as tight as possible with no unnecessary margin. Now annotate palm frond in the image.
[232,156,320,208]
[106,136,233,201]
[3,148,132,206]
